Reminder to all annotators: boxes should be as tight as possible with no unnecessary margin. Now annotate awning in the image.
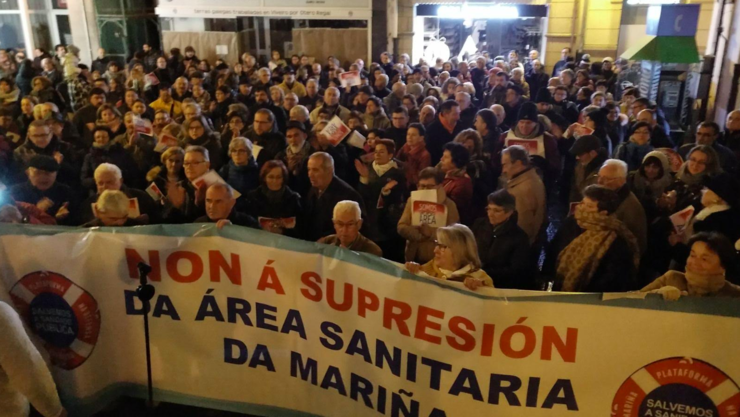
[620,35,700,63]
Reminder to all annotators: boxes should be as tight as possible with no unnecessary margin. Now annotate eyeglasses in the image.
[183,161,206,167]
[434,240,448,250]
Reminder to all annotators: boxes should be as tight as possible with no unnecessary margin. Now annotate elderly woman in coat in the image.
[473,189,535,290]
[406,223,493,291]
[643,232,740,299]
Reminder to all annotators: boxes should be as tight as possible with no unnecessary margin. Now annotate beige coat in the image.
[397,188,460,263]
[615,190,648,254]
[642,271,740,297]
[506,168,546,244]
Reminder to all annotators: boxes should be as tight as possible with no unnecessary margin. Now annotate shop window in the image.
[0,0,19,10]
[28,0,46,10]
[56,14,72,45]
[0,14,23,49]
[30,13,52,52]
[205,18,237,32]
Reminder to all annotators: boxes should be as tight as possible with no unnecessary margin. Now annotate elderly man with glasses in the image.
[318,200,382,257]
[597,159,647,254]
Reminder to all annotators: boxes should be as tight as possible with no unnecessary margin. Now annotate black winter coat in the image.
[473,214,535,289]
[301,176,366,241]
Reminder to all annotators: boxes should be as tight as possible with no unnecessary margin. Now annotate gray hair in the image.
[309,152,334,173]
[259,67,271,76]
[208,182,234,199]
[377,74,389,86]
[503,145,530,167]
[436,224,481,271]
[601,159,628,179]
[185,145,210,162]
[183,102,202,115]
[290,105,309,121]
[94,163,123,181]
[97,190,129,217]
[229,137,253,157]
[333,200,361,221]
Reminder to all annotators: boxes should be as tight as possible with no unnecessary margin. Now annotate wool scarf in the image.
[557,207,640,291]
[684,270,726,296]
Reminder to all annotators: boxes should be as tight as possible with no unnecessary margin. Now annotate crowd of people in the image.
[1,43,739,300]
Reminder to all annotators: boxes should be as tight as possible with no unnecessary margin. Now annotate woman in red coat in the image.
[440,142,473,225]
[395,122,431,189]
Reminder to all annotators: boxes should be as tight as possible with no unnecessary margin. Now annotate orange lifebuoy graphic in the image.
[9,271,101,370]
[613,357,740,417]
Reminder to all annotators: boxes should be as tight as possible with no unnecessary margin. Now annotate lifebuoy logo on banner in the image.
[612,357,740,416]
[9,271,101,370]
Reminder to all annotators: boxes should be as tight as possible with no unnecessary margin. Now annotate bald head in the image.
[419,105,436,125]
[636,109,656,127]
[392,82,406,97]
[205,183,236,221]
[727,110,740,132]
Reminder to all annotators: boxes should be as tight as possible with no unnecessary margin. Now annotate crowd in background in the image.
[0,42,739,299]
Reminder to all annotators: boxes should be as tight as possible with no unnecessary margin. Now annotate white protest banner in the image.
[340,71,361,88]
[321,116,351,146]
[0,224,739,417]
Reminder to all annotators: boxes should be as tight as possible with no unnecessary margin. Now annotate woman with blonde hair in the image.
[406,224,494,290]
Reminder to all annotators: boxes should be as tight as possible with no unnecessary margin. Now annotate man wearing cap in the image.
[503,84,526,128]
[277,121,313,196]
[534,88,561,123]
[278,68,306,98]
[10,155,75,224]
[569,135,608,202]
[501,101,560,178]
